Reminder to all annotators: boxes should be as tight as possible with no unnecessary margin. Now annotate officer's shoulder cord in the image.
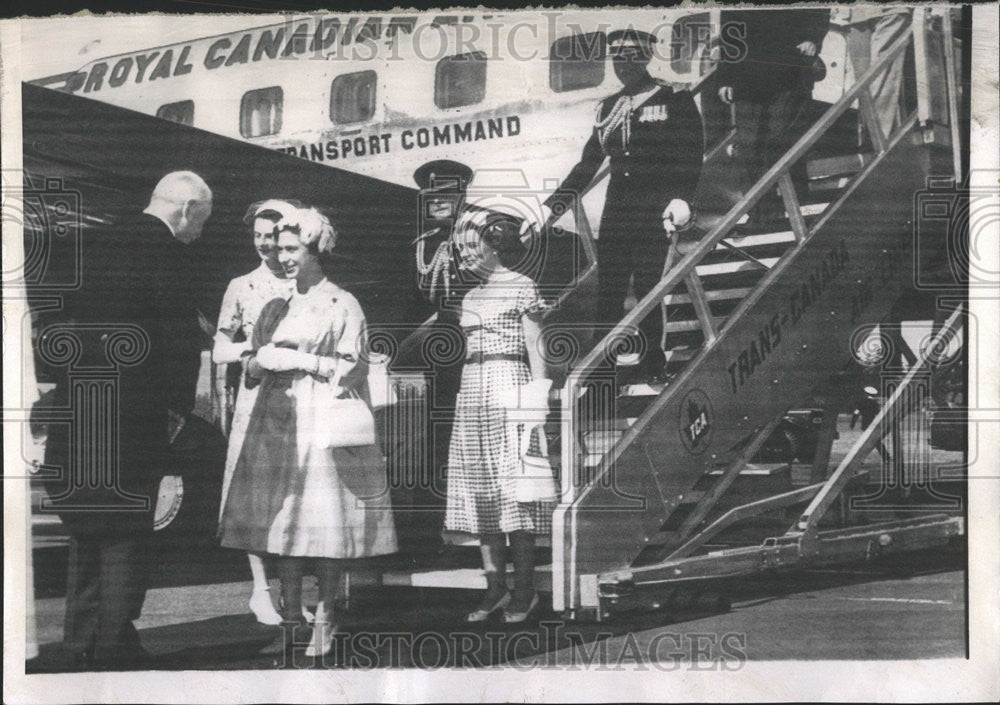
[595,95,632,152]
[416,236,452,303]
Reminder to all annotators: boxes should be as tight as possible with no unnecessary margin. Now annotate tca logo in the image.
[679,389,713,454]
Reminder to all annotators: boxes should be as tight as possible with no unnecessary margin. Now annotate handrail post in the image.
[684,271,718,343]
[791,305,964,534]
[858,90,887,153]
[777,173,808,242]
[913,8,933,129]
[941,9,963,181]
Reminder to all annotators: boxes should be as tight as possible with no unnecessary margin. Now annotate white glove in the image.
[212,339,252,364]
[519,203,552,238]
[255,344,320,373]
[662,199,692,232]
[521,378,553,410]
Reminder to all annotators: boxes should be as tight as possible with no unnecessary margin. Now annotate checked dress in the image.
[444,271,553,536]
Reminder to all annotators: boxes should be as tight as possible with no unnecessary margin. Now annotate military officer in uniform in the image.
[402,160,477,539]
[413,159,475,307]
[525,29,704,382]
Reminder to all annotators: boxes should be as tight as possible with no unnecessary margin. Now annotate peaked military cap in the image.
[607,29,658,57]
[413,159,474,193]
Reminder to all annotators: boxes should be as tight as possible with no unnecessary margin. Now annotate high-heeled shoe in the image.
[249,587,283,626]
[304,620,338,657]
[465,591,511,623]
[503,593,539,624]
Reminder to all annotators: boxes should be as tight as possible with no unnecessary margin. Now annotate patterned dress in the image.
[218,279,397,558]
[444,271,553,536]
[216,263,295,518]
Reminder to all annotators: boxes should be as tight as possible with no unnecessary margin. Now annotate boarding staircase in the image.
[548,15,965,617]
[385,13,966,618]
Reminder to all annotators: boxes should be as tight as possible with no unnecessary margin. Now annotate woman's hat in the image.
[243,198,303,225]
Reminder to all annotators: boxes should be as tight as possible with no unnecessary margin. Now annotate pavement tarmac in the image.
[27,546,965,671]
[25,417,968,671]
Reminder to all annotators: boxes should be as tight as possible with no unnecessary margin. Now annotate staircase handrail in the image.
[561,24,919,501]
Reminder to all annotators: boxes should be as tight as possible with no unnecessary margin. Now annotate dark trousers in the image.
[734,88,813,221]
[63,536,148,659]
[595,227,678,377]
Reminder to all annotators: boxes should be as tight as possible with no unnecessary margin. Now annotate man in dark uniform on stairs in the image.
[526,29,704,383]
[716,8,830,224]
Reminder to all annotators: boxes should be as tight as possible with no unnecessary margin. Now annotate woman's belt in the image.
[465,352,525,365]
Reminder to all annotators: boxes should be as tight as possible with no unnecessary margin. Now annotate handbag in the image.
[515,422,559,504]
[313,373,376,449]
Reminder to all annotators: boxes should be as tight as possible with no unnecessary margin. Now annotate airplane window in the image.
[330,71,377,124]
[240,86,283,138]
[434,52,487,110]
[156,100,194,126]
[550,32,606,92]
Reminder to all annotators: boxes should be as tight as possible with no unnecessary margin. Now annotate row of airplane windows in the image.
[154,33,609,137]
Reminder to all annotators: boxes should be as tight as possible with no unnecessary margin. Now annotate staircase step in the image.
[811,175,852,193]
[618,382,666,397]
[382,564,553,591]
[663,286,752,306]
[696,257,780,277]
[707,462,791,477]
[807,154,866,180]
[583,429,623,454]
[665,316,727,334]
[719,231,795,250]
[664,347,697,363]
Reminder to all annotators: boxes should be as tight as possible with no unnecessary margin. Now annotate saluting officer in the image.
[526,29,704,382]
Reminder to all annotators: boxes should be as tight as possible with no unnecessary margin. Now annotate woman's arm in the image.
[212,331,252,364]
[331,295,367,388]
[212,280,249,364]
[523,314,545,381]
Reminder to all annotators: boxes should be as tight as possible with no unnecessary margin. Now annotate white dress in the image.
[218,279,397,558]
[216,263,295,518]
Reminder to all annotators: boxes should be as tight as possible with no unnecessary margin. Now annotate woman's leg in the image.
[465,534,509,620]
[275,557,304,622]
[260,556,306,655]
[508,530,536,613]
[315,559,340,624]
[479,533,508,602]
[248,552,282,625]
[306,559,341,657]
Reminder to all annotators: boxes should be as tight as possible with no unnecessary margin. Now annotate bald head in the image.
[144,171,213,244]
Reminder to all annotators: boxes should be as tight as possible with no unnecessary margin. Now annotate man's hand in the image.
[717,86,734,104]
[662,199,692,233]
[796,41,818,57]
[519,203,553,239]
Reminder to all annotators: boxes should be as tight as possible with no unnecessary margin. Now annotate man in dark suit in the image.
[526,29,704,383]
[716,8,830,224]
[41,171,212,669]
